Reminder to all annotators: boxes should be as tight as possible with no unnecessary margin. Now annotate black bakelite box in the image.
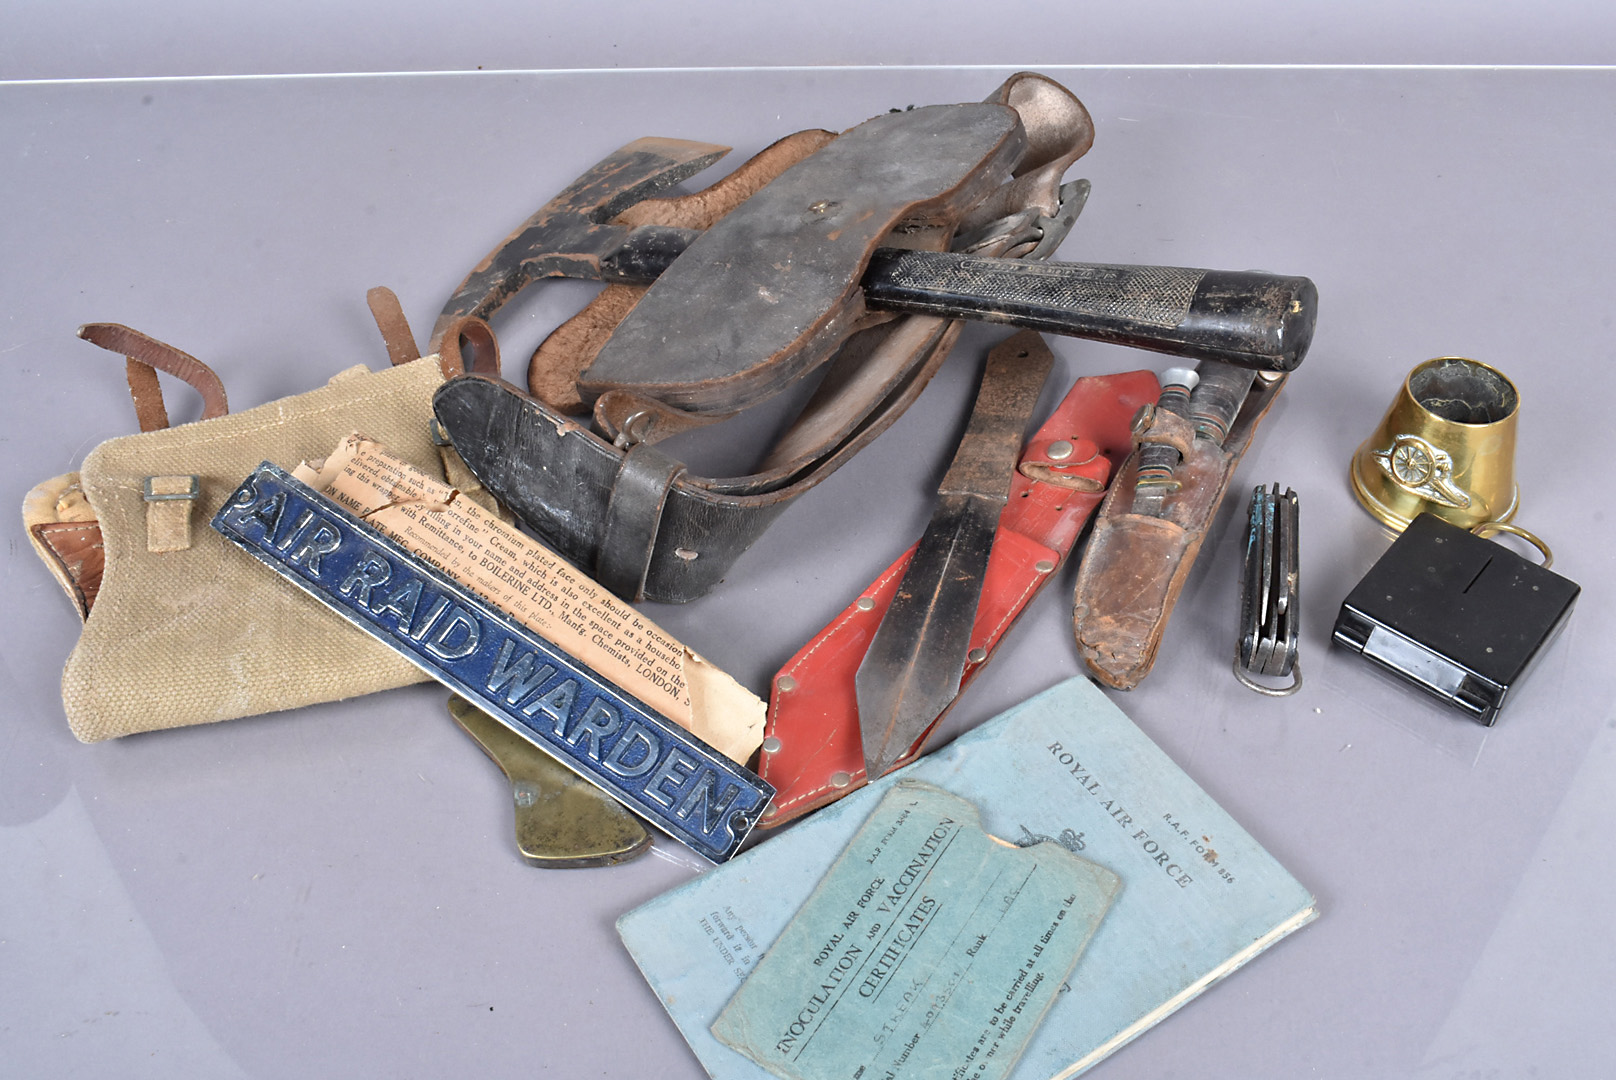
[1333,513,1579,725]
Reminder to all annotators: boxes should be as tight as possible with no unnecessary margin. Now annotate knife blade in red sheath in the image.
[756,365,1160,827]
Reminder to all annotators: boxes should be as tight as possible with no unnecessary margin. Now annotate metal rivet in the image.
[761,736,782,754]
[1047,440,1074,461]
[776,675,797,693]
[1131,403,1157,437]
[967,647,988,663]
[763,804,779,819]
[674,547,699,561]
[1034,559,1056,574]
[856,597,876,612]
[830,771,852,789]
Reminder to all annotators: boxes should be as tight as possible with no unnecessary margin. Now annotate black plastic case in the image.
[1332,513,1579,725]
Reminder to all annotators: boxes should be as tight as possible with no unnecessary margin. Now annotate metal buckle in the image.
[953,179,1091,260]
[1027,179,1092,261]
[143,475,200,502]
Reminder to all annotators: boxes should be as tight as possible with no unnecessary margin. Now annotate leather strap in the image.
[433,314,502,380]
[367,285,423,366]
[124,359,169,433]
[361,286,500,383]
[1135,402,1197,456]
[598,442,686,601]
[79,322,229,430]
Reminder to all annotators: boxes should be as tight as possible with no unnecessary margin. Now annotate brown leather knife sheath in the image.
[1072,373,1286,689]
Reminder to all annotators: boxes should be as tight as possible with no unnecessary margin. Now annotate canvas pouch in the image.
[23,302,499,741]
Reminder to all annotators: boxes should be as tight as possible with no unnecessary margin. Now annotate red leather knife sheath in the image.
[758,367,1160,826]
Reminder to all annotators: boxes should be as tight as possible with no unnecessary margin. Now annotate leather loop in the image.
[597,442,686,601]
[436,315,501,379]
[79,323,229,430]
[1135,403,1197,457]
[367,285,423,367]
[593,389,726,447]
[1019,437,1107,492]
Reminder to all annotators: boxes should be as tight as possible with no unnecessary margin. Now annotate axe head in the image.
[430,137,728,352]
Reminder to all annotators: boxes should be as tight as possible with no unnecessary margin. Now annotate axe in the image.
[430,136,1317,382]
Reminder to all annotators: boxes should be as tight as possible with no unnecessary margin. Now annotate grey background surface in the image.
[5,1,1616,77]
[3,29,1614,1080]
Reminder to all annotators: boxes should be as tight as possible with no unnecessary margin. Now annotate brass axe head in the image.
[429,136,728,354]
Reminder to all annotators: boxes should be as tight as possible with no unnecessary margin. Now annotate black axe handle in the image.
[861,251,1315,373]
[597,229,1316,373]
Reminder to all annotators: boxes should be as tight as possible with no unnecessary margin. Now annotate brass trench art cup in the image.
[1352,355,1552,564]
[1352,356,1522,527]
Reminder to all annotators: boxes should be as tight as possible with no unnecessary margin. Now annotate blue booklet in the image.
[619,677,1317,1079]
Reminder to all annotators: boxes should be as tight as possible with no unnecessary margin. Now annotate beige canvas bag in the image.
[23,295,499,742]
